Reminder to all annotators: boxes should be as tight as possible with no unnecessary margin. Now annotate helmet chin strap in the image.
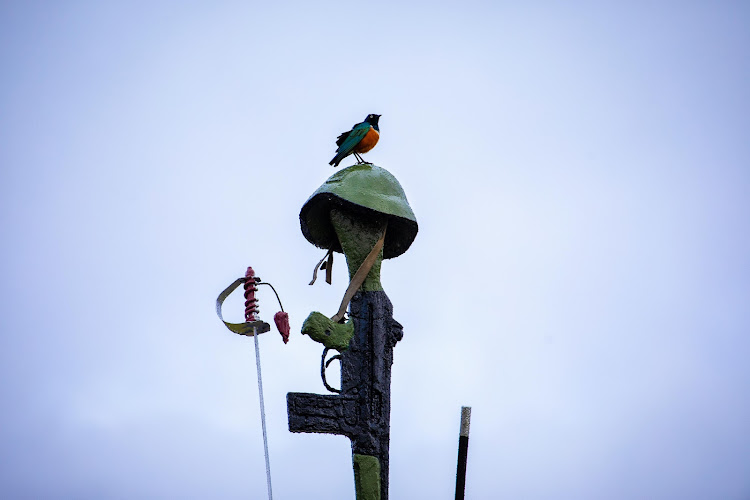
[309,247,334,286]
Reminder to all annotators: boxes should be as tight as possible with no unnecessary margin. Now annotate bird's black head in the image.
[365,114,381,126]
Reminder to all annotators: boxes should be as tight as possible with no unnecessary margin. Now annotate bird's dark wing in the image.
[335,130,351,147]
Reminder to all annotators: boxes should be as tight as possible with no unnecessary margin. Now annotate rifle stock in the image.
[287,392,358,436]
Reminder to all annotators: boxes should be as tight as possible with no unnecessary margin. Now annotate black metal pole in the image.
[455,406,471,500]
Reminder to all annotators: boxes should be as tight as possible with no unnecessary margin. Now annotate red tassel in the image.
[274,311,290,344]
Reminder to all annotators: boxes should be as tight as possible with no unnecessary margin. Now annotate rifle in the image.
[287,291,402,500]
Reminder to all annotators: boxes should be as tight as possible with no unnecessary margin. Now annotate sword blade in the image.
[253,326,273,500]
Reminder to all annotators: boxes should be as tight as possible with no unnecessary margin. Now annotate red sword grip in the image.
[243,266,260,322]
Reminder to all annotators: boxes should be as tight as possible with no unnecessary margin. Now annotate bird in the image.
[329,114,381,167]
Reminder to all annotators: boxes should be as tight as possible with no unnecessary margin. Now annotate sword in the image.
[216,267,289,500]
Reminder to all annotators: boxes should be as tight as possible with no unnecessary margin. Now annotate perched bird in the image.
[329,114,381,167]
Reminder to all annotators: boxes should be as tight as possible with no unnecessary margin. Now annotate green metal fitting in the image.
[301,311,354,351]
[353,454,381,500]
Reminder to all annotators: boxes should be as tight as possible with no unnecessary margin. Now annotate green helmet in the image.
[300,164,418,259]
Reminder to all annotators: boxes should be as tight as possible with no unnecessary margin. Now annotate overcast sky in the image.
[2,1,749,499]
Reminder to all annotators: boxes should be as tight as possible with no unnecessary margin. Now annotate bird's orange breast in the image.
[354,127,379,153]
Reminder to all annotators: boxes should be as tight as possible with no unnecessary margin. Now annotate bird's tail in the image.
[329,154,343,167]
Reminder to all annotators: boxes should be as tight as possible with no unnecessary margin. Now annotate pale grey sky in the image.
[1,2,749,499]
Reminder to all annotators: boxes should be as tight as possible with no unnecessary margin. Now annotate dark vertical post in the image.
[455,406,471,500]
[345,291,401,499]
